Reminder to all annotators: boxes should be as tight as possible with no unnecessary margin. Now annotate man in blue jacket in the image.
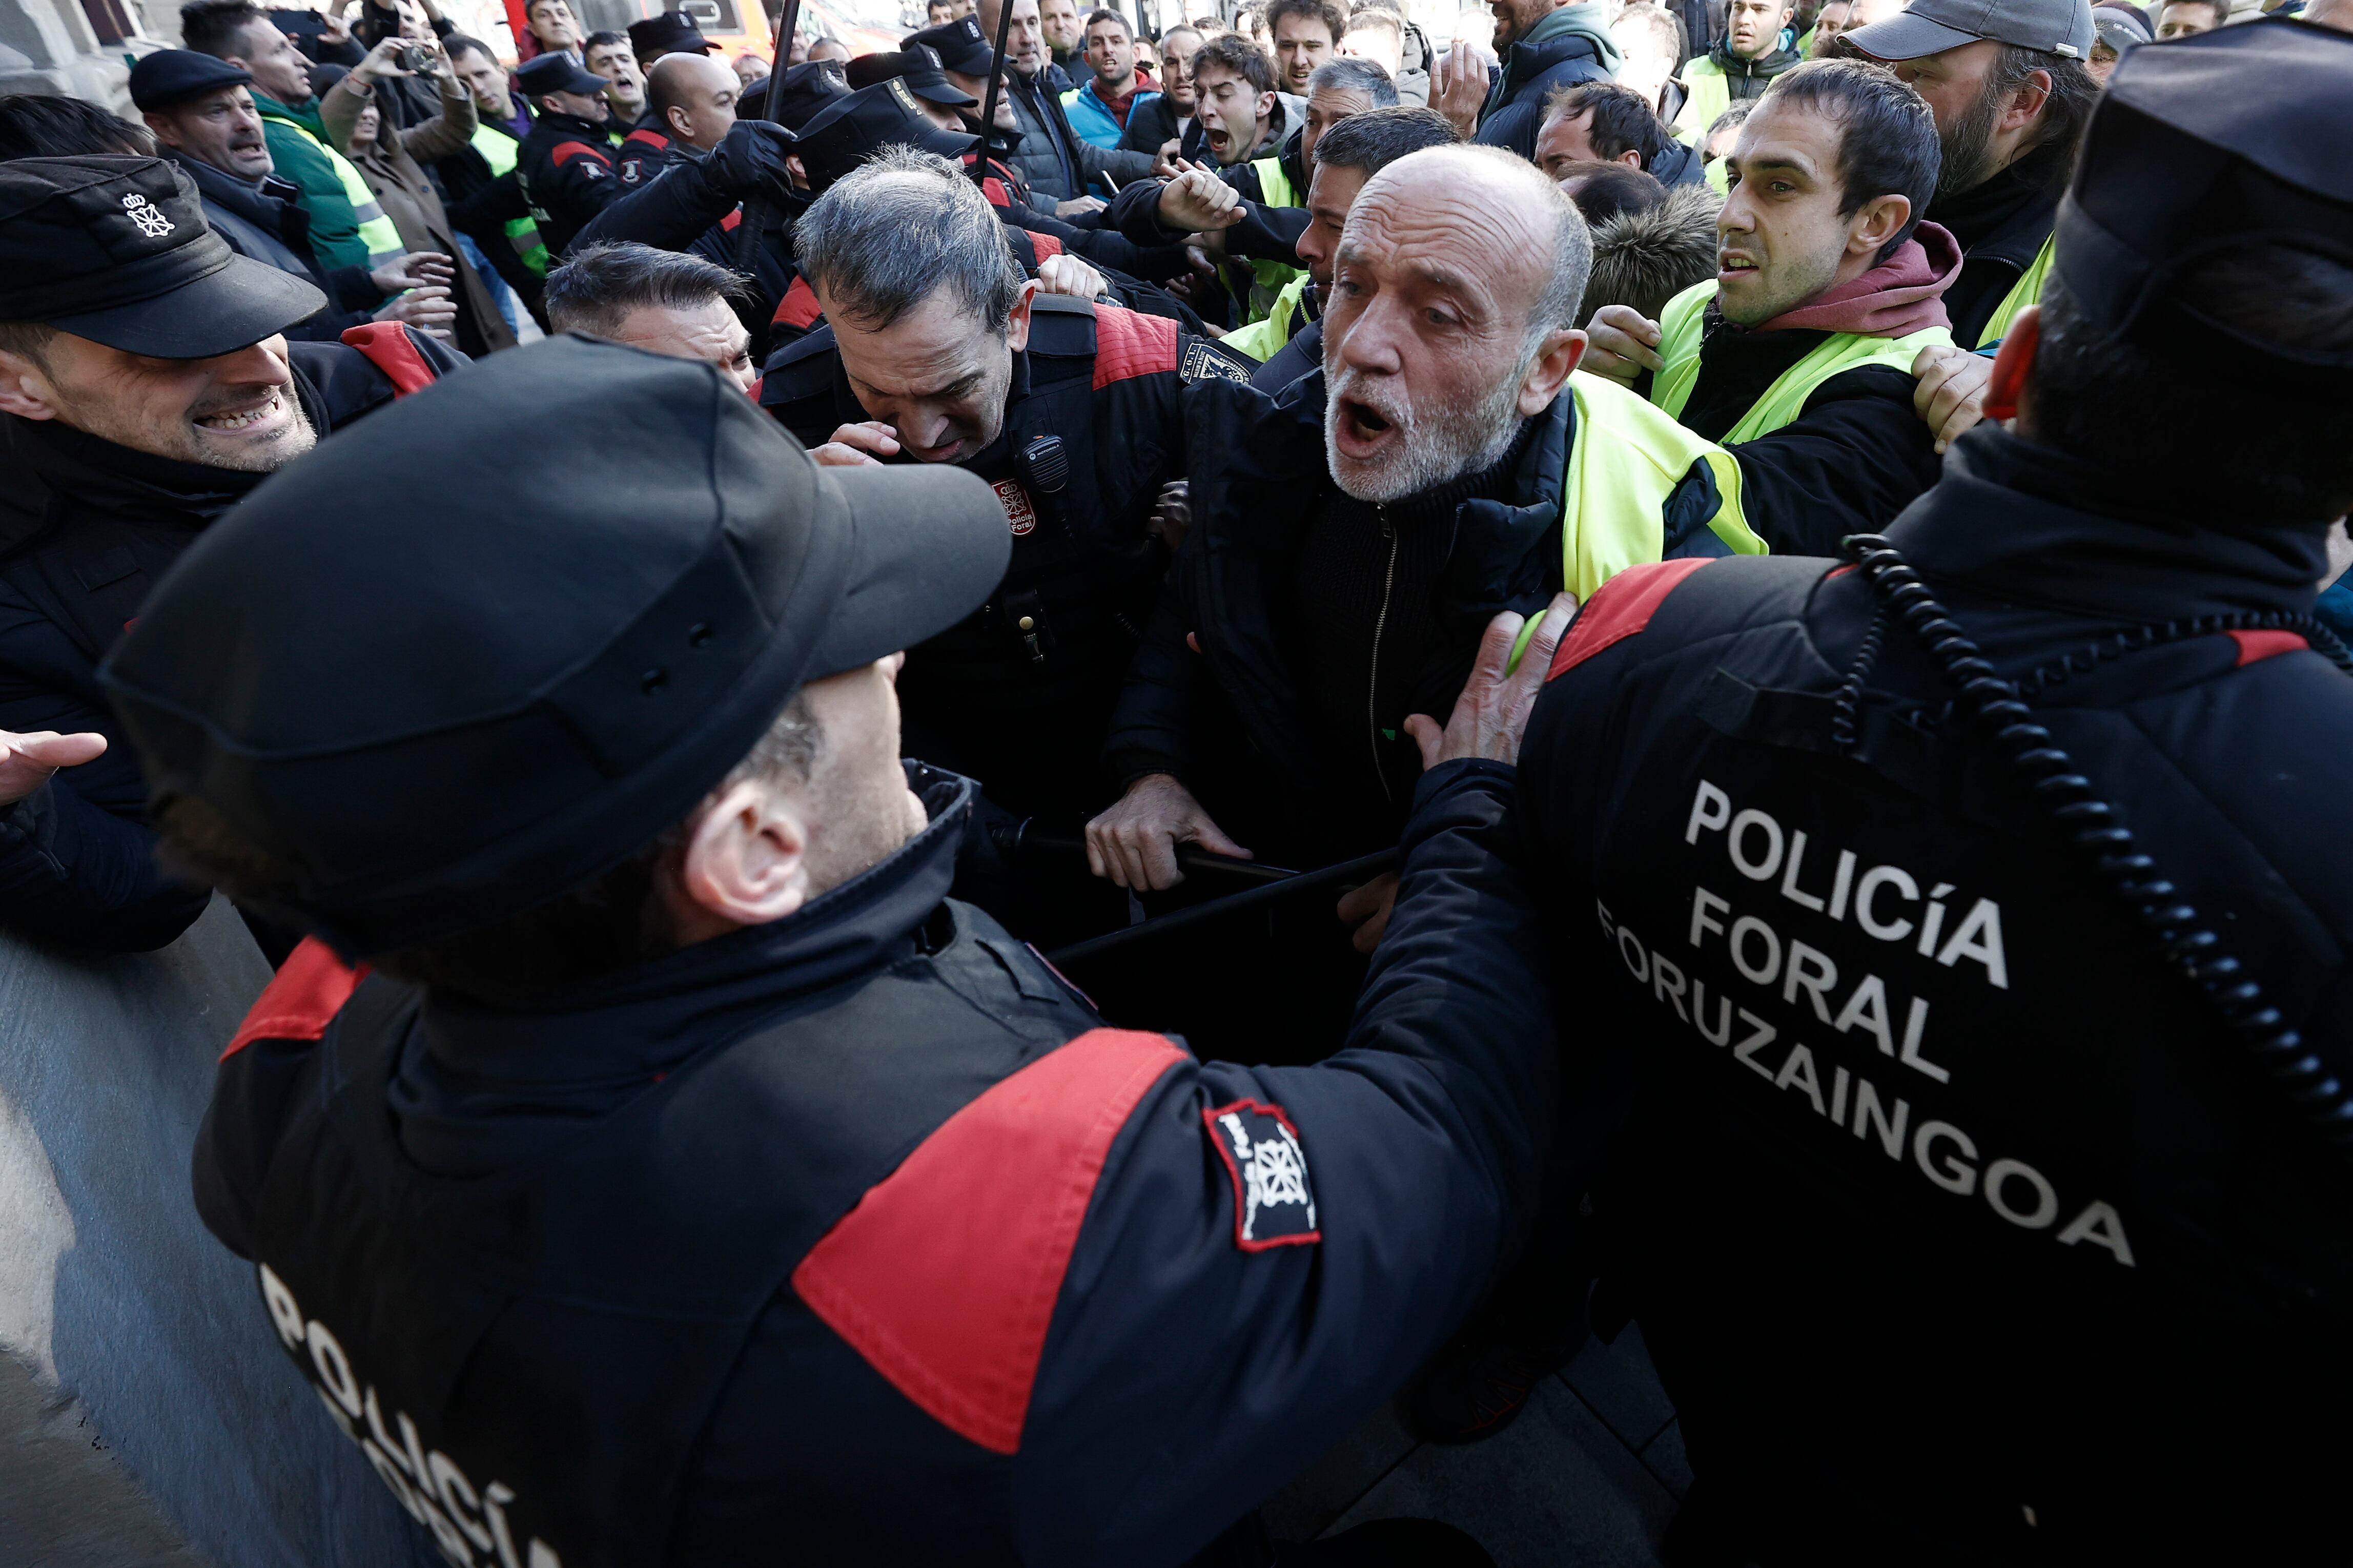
[125,333,1576,1566]
[1435,0,1620,159]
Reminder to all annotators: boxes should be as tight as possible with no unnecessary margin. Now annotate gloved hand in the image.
[706,118,799,204]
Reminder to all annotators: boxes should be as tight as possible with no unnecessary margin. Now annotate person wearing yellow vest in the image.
[1586,59,1958,552]
[439,33,554,310]
[1161,34,1309,323]
[1090,145,1763,939]
[1670,0,1803,148]
[1839,0,2097,348]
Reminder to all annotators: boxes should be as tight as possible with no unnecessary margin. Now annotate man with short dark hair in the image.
[1268,0,1345,93]
[1587,58,1957,547]
[1432,0,1618,158]
[1060,8,1160,148]
[1509,24,2353,1559]
[0,156,459,952]
[762,150,1238,833]
[2155,0,2224,33]
[975,0,1158,212]
[545,240,753,387]
[583,29,648,128]
[1538,77,1706,185]
[513,48,623,256]
[133,48,457,342]
[523,0,582,56]
[1838,0,2100,347]
[1671,0,1804,142]
[1119,22,1201,154]
[1039,0,1085,84]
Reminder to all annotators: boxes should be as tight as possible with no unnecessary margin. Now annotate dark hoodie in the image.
[1671,223,1965,551]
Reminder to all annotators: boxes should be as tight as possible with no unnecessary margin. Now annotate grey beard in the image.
[1324,359,1528,505]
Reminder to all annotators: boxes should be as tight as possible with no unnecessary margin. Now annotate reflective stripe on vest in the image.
[1222,272,1310,363]
[1237,154,1303,323]
[1974,232,2054,349]
[467,122,549,275]
[1559,373,1765,601]
[1671,58,1731,143]
[1649,278,1955,444]
[283,116,404,266]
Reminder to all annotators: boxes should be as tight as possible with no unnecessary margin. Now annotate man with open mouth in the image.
[0,155,464,954]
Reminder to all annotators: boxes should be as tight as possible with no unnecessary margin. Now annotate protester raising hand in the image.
[1429,39,1495,140]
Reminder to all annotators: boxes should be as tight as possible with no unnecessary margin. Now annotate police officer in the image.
[763,147,1250,835]
[0,156,460,952]
[1511,21,2353,1559]
[111,333,1570,1565]
[513,50,623,256]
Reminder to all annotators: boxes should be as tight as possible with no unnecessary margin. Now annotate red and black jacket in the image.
[516,109,624,258]
[192,763,1557,1566]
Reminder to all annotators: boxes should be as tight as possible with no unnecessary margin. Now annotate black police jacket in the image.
[761,298,1248,818]
[1103,156,1311,274]
[193,764,1559,1567]
[0,330,464,951]
[516,109,624,258]
[1519,425,2353,1560]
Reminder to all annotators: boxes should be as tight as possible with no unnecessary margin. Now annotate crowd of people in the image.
[2,0,2351,1561]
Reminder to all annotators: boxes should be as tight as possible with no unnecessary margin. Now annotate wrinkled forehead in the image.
[1344,164,1551,296]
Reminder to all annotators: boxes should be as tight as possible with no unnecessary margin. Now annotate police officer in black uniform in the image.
[114,333,1569,1566]
[762,145,1251,838]
[1510,20,2353,1561]
[513,50,623,257]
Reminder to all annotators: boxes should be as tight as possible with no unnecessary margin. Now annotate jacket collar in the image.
[1925,140,2065,271]
[400,767,975,1116]
[1889,425,2331,624]
[0,413,276,552]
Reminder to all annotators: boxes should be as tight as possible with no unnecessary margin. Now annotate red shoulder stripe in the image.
[1548,557,1715,680]
[623,127,669,148]
[720,206,742,232]
[2229,628,2307,666]
[791,1027,1188,1454]
[1028,230,1063,262]
[222,937,366,1062]
[338,322,438,397]
[981,176,1013,209]
[549,140,612,167]
[772,275,821,329]
[1090,304,1179,390]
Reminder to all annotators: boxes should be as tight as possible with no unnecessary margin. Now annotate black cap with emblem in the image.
[627,9,715,57]
[905,14,997,76]
[846,47,980,107]
[0,155,324,359]
[752,57,852,130]
[516,49,613,100]
[2053,18,2353,381]
[100,336,1014,956]
[793,79,982,191]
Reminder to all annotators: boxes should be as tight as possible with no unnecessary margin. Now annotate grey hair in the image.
[792,146,1026,332]
[1306,54,1399,105]
[1354,143,1591,357]
[544,242,750,337]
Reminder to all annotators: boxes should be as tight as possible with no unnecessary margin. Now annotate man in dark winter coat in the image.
[1438,0,1621,159]
[513,50,624,257]
[132,49,456,343]
[1510,23,2353,1560]
[0,156,461,951]
[977,0,1157,211]
[1537,79,1707,186]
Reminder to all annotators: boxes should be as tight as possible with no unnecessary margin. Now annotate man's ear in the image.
[784,152,809,188]
[0,349,62,422]
[1847,193,1910,259]
[1982,303,2037,422]
[665,102,691,138]
[1004,277,1039,353]
[674,777,813,934]
[141,109,184,150]
[1255,88,1276,124]
[1519,326,1586,416]
[1615,146,1643,167]
[2002,68,2052,132]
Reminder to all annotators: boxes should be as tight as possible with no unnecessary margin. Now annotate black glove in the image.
[706,118,799,204]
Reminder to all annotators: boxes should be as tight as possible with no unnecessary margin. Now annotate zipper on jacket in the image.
[1368,507,1399,807]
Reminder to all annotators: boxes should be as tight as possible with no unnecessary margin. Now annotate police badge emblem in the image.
[121,192,175,239]
[1202,1099,1320,1251]
[993,478,1037,538]
[1180,338,1252,386]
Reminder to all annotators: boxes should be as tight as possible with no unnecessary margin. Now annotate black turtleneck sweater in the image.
[1288,417,1543,849]
[1926,139,2069,347]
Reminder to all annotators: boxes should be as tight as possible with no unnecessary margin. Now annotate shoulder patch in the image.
[624,127,669,149]
[790,1028,1188,1454]
[1027,229,1063,262]
[549,139,612,169]
[2229,628,2308,666]
[1203,1099,1319,1251]
[1548,556,1716,681]
[1181,336,1253,386]
[772,275,822,331]
[1090,303,1179,389]
[222,937,366,1062]
[337,321,439,397]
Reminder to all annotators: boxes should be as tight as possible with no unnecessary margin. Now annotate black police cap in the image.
[846,47,979,107]
[905,14,996,76]
[761,58,851,131]
[628,10,714,57]
[795,79,981,191]
[128,48,252,111]
[100,337,1013,957]
[0,156,323,358]
[2055,18,2353,380]
[515,49,610,99]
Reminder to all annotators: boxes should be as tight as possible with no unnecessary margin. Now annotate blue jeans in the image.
[453,230,519,333]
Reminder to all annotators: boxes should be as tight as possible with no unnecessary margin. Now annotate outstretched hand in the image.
[1402,593,1578,770]
[0,729,106,809]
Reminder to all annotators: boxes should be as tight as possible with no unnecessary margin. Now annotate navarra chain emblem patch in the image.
[1181,338,1253,386]
[1203,1099,1320,1251]
[993,478,1038,538]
